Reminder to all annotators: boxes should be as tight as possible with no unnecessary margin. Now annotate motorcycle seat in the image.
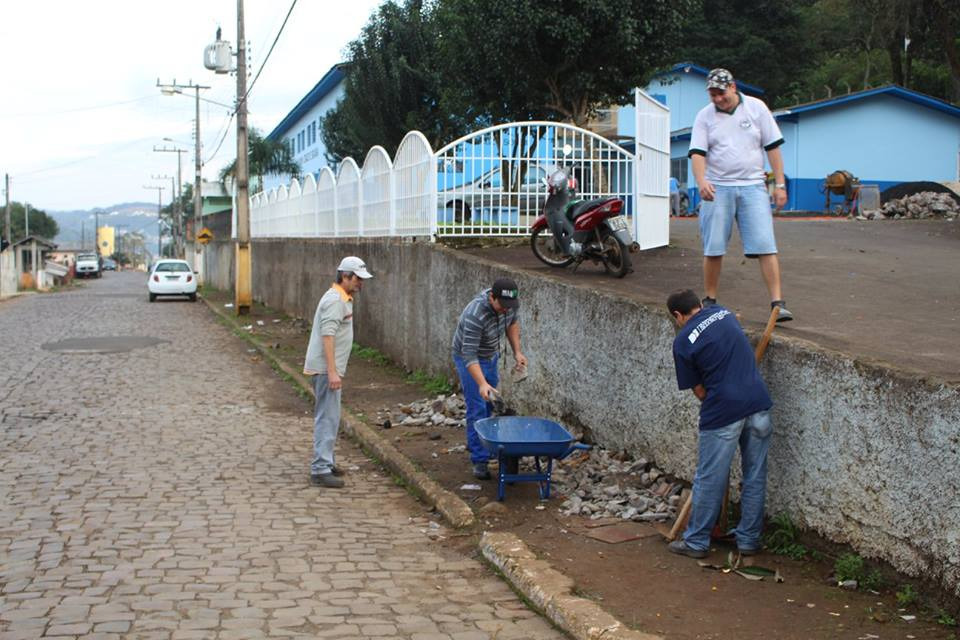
[566,197,618,221]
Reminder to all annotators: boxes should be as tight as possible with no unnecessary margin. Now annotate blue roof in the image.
[653,62,765,97]
[774,85,960,119]
[266,64,347,141]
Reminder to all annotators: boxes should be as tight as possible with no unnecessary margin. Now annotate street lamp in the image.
[157,78,214,281]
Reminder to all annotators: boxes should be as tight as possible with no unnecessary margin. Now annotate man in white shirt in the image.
[689,68,793,322]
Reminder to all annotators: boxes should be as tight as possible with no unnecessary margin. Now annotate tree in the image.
[676,0,815,107]
[320,0,454,164]
[5,202,59,243]
[219,128,300,191]
[436,0,699,126]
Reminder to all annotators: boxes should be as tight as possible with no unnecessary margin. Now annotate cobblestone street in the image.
[0,273,562,640]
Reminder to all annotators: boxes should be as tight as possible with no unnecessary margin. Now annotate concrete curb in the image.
[201,295,475,529]
[480,532,662,640]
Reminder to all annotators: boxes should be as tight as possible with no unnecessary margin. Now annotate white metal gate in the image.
[634,89,671,249]
[434,121,636,237]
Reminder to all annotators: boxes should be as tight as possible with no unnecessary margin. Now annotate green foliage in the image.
[407,369,455,395]
[861,568,885,591]
[320,0,456,163]
[677,0,959,105]
[763,513,810,560]
[436,0,698,125]
[3,202,59,243]
[351,343,390,366]
[896,583,919,607]
[834,553,866,582]
[937,609,957,627]
[220,128,301,189]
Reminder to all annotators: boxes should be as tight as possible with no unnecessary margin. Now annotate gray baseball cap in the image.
[706,68,734,90]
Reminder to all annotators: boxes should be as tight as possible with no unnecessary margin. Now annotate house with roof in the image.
[618,63,960,211]
[262,64,347,193]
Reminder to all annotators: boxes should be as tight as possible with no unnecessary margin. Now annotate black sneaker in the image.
[310,473,344,488]
[701,296,717,308]
[738,547,761,556]
[330,466,345,477]
[668,540,708,559]
[472,463,491,480]
[771,300,793,323]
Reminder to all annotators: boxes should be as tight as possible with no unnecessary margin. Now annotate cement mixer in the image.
[823,170,860,213]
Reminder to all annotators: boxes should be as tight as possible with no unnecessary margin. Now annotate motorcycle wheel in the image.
[530,226,575,267]
[600,230,632,278]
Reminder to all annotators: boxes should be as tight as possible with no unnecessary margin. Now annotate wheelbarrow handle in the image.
[560,442,591,459]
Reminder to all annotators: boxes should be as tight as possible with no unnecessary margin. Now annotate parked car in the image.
[148,259,197,302]
[101,258,118,271]
[75,253,101,278]
[438,166,549,223]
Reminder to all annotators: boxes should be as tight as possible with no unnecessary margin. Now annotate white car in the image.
[75,253,101,278]
[148,259,198,302]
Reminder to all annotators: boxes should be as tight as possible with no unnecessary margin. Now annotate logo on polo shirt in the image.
[740,119,752,129]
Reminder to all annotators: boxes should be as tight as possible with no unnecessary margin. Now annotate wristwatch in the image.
[775,183,786,190]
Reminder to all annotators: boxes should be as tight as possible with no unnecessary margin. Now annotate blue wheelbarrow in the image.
[474,416,591,501]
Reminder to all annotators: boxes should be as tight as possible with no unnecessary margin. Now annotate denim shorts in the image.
[699,184,777,256]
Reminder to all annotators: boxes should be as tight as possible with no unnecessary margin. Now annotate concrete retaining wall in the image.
[204,237,960,596]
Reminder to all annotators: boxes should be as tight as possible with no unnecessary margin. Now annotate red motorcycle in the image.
[529,168,637,277]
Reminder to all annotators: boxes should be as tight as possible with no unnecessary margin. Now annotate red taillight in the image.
[186,275,192,282]
[153,274,159,282]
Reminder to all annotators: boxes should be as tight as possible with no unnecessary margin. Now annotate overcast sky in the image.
[0,0,382,211]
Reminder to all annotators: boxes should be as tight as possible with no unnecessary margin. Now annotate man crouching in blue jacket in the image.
[666,289,773,558]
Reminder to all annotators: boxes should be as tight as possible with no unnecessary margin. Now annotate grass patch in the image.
[407,369,455,395]
[896,583,919,607]
[352,343,390,366]
[764,513,810,560]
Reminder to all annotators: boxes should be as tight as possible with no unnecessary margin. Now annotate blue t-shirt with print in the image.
[672,305,772,431]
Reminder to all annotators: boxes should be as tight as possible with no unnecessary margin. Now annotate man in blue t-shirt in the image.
[666,289,773,558]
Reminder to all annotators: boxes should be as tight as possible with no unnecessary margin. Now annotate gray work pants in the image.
[311,374,341,475]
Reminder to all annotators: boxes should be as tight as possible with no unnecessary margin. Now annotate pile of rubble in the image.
[863,191,959,220]
[382,394,686,523]
[376,394,466,428]
[554,448,683,522]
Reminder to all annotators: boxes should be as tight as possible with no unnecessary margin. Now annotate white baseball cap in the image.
[337,256,373,279]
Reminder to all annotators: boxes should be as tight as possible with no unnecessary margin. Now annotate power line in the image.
[205,0,297,167]
[0,95,156,119]
[243,0,298,105]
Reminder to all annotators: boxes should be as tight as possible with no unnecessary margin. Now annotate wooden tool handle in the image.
[667,494,693,541]
[755,305,780,364]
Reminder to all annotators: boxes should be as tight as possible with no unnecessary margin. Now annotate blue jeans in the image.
[684,410,773,552]
[311,374,342,475]
[453,354,499,464]
[700,184,777,256]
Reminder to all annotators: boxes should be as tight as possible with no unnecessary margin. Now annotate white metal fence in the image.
[249,89,669,248]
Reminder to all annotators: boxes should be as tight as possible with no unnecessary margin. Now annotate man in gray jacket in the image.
[304,256,372,487]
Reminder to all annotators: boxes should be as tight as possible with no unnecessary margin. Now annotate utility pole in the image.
[94,209,99,256]
[153,145,187,258]
[81,220,85,250]
[143,185,165,259]
[235,0,252,314]
[4,174,10,247]
[156,79,212,280]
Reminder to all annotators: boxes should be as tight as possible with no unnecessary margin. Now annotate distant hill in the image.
[49,202,163,250]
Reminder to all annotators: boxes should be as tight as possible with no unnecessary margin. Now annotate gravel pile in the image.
[554,448,683,522]
[862,191,959,220]
[377,394,466,428]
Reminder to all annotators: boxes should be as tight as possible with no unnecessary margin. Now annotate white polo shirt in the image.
[688,93,784,186]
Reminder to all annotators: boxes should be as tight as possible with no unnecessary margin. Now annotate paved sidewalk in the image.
[0,273,562,639]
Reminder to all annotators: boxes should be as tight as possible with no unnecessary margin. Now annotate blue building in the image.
[262,64,347,192]
[619,63,960,211]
